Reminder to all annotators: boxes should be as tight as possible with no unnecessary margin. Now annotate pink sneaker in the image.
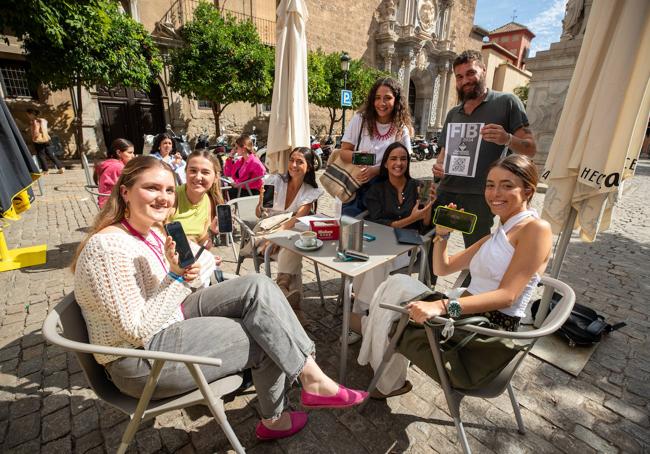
[301,385,368,409]
[255,411,308,441]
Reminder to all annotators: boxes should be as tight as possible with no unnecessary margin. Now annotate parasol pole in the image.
[534,207,578,327]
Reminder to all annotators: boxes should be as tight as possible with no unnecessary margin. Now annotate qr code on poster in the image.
[449,156,470,175]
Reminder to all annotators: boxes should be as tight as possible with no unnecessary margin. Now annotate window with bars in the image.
[198,99,212,109]
[0,60,37,99]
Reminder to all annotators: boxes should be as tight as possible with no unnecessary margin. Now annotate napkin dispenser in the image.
[338,215,364,253]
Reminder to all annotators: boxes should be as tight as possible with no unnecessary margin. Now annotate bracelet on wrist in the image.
[168,271,184,282]
[505,133,513,147]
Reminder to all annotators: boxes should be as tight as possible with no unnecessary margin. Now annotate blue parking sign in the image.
[341,89,352,107]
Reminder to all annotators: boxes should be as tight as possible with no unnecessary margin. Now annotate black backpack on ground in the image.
[531,292,626,347]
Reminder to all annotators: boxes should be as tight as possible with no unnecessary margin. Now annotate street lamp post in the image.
[340,52,351,137]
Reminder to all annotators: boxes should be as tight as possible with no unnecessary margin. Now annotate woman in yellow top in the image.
[170,150,224,246]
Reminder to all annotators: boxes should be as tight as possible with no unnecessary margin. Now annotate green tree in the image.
[169,2,274,136]
[514,83,529,107]
[308,49,388,137]
[2,0,163,156]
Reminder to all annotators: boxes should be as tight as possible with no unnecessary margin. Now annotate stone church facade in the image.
[0,0,481,156]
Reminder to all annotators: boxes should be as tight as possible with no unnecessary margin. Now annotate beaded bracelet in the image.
[168,271,184,283]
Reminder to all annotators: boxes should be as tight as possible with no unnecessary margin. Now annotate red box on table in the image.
[309,219,340,241]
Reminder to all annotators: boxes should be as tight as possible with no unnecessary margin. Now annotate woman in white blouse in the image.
[256,147,323,324]
[339,77,413,216]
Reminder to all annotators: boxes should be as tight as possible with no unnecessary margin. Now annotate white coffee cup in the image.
[300,231,317,247]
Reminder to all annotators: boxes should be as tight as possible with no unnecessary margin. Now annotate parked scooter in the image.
[426,136,439,159]
[166,124,191,159]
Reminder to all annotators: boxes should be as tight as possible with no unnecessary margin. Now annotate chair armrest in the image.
[42,312,223,367]
[379,302,409,314]
[354,210,369,220]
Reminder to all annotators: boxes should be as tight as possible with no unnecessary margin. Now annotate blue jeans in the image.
[106,275,315,419]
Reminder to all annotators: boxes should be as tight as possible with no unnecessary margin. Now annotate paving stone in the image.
[10,395,40,419]
[5,411,41,448]
[72,406,99,438]
[593,421,644,454]
[41,392,70,417]
[604,398,649,427]
[572,424,618,454]
[0,345,20,363]
[72,429,103,454]
[41,406,71,443]
[42,435,71,453]
[134,426,162,454]
[6,438,41,454]
[43,370,68,394]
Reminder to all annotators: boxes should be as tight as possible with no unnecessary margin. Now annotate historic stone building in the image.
[0,0,480,156]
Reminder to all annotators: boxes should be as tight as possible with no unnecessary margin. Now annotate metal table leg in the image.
[339,275,353,384]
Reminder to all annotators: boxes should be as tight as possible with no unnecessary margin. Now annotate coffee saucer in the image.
[295,238,323,251]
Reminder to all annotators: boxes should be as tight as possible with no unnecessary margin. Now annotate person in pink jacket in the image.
[94,138,135,208]
[223,134,266,199]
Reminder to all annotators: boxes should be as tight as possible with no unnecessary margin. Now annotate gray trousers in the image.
[106,275,315,419]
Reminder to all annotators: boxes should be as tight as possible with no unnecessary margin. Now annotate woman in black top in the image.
[365,142,432,231]
[347,142,433,344]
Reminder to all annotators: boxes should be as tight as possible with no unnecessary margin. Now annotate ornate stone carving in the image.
[561,0,585,41]
[376,0,397,22]
[417,0,436,33]
[430,73,441,126]
[153,12,181,40]
[416,50,428,71]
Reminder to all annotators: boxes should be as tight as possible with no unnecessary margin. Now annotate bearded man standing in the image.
[433,50,537,246]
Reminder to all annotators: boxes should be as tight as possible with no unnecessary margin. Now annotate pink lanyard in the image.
[121,220,168,273]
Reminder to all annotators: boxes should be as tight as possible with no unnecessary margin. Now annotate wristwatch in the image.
[446,298,462,319]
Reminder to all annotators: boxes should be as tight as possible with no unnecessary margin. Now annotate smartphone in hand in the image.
[216,204,233,233]
[352,152,376,166]
[164,222,196,268]
[432,206,477,234]
[262,184,275,209]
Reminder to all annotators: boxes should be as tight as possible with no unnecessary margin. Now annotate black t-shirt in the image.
[440,90,529,194]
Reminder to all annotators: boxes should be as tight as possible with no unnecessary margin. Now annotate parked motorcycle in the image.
[411,137,428,161]
[310,135,324,171]
[213,134,232,169]
[195,127,212,151]
[166,124,191,159]
[321,135,334,165]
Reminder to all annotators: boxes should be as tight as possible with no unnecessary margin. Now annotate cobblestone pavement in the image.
[1,158,648,453]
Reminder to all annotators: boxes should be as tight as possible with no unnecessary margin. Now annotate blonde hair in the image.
[71,156,175,272]
[185,150,224,209]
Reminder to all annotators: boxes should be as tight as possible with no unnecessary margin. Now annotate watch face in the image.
[448,300,462,318]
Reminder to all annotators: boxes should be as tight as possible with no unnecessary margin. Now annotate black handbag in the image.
[531,293,626,347]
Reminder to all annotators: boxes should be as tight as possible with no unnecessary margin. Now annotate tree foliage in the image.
[1,0,163,155]
[169,1,274,135]
[514,83,529,107]
[307,49,389,136]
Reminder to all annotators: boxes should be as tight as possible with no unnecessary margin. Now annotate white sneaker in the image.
[340,330,362,345]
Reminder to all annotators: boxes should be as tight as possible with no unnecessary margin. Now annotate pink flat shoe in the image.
[301,385,368,409]
[255,411,308,441]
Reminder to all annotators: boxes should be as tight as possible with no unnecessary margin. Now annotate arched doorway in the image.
[97,84,165,154]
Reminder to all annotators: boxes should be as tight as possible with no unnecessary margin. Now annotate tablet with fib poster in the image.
[444,122,484,178]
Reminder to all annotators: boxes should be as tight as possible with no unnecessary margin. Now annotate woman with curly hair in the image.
[339,77,414,216]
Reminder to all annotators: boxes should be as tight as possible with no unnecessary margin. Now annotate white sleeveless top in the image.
[467,209,541,318]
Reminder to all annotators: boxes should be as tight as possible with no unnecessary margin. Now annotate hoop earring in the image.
[124,202,130,220]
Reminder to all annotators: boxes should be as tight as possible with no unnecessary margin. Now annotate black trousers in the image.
[34,142,63,171]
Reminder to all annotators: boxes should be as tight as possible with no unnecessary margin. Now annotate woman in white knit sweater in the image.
[71,156,367,441]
